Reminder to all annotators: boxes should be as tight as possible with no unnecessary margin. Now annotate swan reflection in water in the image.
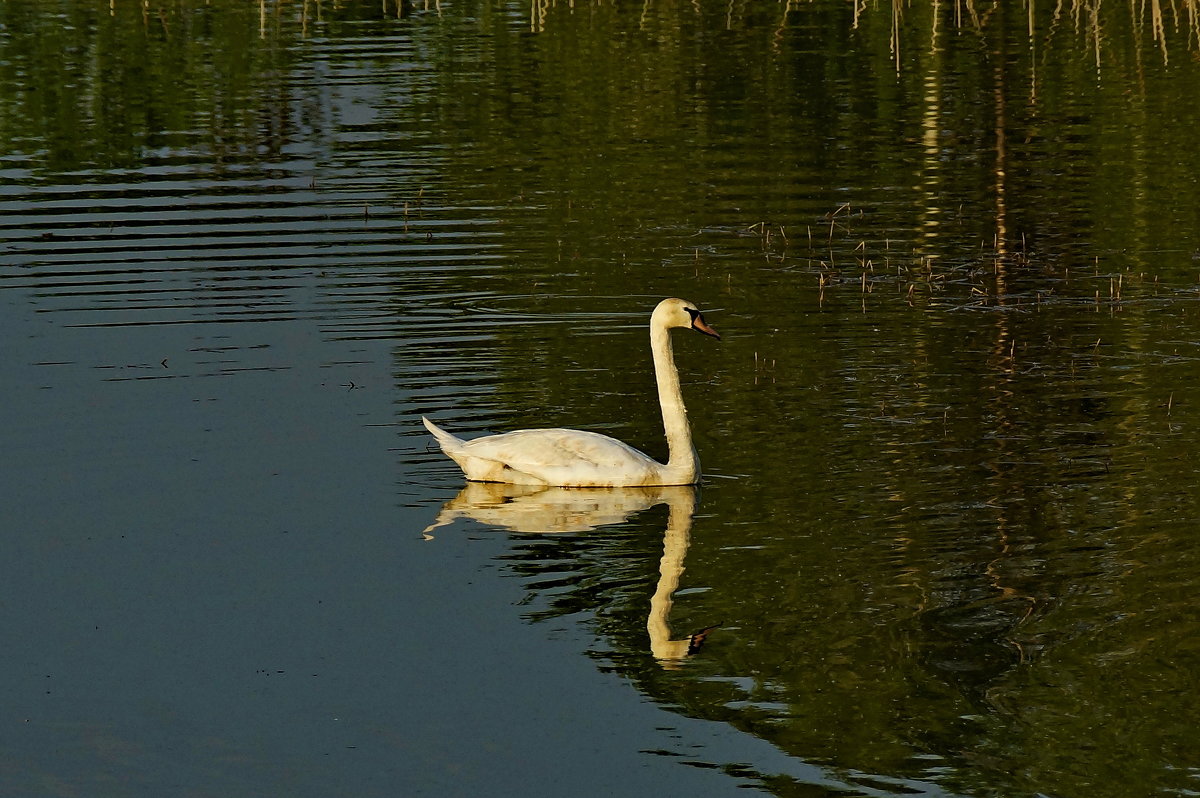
[422,482,716,665]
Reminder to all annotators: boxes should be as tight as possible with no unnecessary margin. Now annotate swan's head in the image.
[654,298,720,340]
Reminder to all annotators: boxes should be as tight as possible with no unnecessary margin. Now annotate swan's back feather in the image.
[423,417,671,486]
[465,428,654,467]
[458,428,662,486]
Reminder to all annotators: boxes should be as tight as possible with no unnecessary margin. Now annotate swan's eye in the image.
[684,307,699,321]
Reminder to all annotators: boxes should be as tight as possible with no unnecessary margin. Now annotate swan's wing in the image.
[464,428,653,467]
[458,428,662,486]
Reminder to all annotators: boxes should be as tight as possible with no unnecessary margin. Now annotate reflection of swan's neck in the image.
[648,487,696,663]
[651,322,697,480]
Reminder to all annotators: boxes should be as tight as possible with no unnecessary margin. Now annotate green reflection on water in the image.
[0,1,298,169]
[4,1,1200,796]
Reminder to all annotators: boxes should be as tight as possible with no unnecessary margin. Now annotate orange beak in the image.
[691,314,720,340]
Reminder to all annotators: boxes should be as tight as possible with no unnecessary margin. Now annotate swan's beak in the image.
[691,314,720,340]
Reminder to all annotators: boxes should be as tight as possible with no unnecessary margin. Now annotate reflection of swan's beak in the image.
[652,623,720,664]
[687,623,719,654]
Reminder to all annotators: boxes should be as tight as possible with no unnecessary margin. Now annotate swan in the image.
[422,297,719,487]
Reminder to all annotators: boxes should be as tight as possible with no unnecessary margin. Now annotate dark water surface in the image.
[3,1,1200,796]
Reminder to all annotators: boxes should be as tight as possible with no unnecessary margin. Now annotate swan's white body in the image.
[423,298,719,487]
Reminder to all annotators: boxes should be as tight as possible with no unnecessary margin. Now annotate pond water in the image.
[3,1,1200,796]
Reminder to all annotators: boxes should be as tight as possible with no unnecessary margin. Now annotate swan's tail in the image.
[423,416,464,452]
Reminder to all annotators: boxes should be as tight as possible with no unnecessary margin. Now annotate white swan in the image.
[422,297,719,487]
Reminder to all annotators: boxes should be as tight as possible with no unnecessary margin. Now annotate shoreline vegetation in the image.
[13,0,1200,59]
[281,0,1200,65]
[525,0,1200,67]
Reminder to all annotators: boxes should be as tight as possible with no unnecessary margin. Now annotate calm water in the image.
[3,1,1200,796]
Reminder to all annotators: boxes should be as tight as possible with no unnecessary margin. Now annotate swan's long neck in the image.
[650,322,698,479]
